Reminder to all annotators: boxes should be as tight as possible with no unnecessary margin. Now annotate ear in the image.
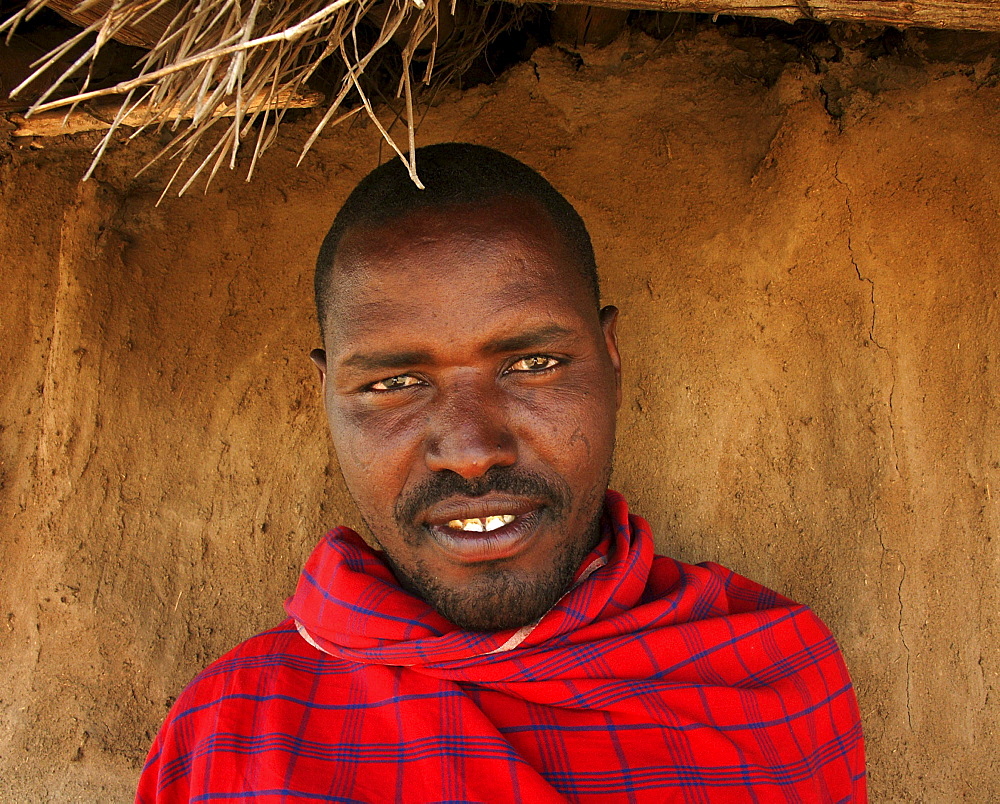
[309,348,328,393]
[599,305,622,409]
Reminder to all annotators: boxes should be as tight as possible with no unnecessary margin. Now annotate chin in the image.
[392,534,593,632]
[431,569,568,631]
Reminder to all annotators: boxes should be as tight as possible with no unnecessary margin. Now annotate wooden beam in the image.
[45,0,180,50]
[509,0,1000,33]
[10,88,324,137]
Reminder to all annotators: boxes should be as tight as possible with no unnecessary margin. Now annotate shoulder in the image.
[647,554,802,615]
[136,618,351,802]
[643,555,852,679]
[163,617,356,719]
[165,619,314,698]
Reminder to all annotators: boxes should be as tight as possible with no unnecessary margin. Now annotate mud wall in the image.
[2,30,998,801]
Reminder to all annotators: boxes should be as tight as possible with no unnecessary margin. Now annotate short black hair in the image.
[314,143,599,334]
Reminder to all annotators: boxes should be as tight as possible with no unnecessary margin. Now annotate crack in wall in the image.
[834,160,912,730]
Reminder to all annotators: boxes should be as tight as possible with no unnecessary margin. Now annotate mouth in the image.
[421,496,546,563]
[444,514,516,532]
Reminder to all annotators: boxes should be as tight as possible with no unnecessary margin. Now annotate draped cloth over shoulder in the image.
[137,491,866,802]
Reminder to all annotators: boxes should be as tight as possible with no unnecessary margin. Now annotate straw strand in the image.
[3,0,519,196]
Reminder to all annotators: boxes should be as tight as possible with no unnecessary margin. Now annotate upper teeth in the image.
[446,515,516,532]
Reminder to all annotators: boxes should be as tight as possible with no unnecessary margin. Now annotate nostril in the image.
[424,422,517,478]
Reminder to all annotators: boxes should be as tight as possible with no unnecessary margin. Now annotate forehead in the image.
[325,201,597,352]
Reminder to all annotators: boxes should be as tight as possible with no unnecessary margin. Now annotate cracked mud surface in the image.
[2,28,999,802]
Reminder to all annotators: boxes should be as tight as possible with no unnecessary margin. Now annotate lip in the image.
[421,496,546,563]
[422,494,544,525]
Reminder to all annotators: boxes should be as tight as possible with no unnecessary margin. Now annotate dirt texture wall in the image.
[2,28,998,802]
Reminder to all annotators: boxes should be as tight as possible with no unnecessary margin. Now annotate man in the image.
[137,143,866,802]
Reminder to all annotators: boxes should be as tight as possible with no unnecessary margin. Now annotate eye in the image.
[369,374,422,392]
[508,355,560,373]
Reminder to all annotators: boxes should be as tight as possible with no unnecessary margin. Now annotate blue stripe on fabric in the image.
[434,605,812,689]
[498,721,689,735]
[537,721,865,794]
[191,790,363,802]
[521,635,840,714]
[504,680,856,735]
[182,733,524,764]
[198,652,354,679]
[173,690,469,724]
[157,732,529,790]
[301,569,444,635]
[649,608,804,678]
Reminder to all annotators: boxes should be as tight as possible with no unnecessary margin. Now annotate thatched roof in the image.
[2,0,997,196]
[3,0,514,195]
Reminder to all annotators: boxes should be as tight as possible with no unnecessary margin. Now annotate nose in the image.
[424,377,517,479]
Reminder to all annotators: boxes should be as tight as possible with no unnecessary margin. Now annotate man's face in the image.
[313,198,621,631]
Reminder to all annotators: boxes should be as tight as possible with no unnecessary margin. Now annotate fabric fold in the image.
[138,491,866,803]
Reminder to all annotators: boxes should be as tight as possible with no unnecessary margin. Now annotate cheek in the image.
[515,384,617,465]
[328,404,426,493]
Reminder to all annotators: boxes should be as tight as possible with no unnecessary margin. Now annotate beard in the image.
[369,465,608,632]
[382,516,601,631]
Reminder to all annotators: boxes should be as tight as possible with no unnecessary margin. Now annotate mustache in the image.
[394,466,570,527]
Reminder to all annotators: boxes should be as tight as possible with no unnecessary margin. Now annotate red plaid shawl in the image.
[138,491,866,802]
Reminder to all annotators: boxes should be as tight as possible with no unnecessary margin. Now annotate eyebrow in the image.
[339,324,577,374]
[340,349,435,372]
[481,323,576,355]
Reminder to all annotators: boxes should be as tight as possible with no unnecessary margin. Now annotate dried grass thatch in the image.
[1,0,516,196]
